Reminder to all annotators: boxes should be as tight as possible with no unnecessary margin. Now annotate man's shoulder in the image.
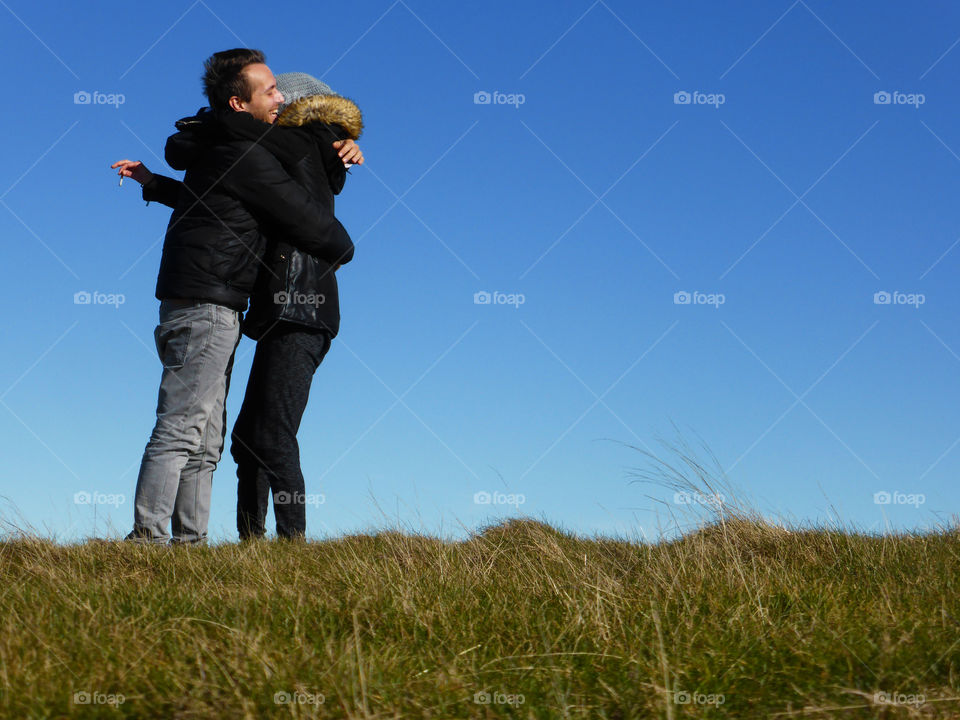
[208,137,268,160]
[197,139,278,181]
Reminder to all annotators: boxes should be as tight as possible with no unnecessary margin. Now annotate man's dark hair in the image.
[202,48,266,111]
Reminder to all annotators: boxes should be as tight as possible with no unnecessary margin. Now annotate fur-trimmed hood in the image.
[277,94,363,140]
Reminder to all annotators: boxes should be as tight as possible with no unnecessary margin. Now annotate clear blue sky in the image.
[2,0,958,542]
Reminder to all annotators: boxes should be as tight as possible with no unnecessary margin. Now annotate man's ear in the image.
[227,96,244,113]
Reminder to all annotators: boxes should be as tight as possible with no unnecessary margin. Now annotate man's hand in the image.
[332,139,363,167]
[110,159,154,186]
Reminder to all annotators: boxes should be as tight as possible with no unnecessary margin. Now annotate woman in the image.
[232,73,364,540]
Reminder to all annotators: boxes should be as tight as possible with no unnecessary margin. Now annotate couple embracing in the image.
[113,48,364,544]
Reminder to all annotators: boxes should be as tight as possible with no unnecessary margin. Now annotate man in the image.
[117,72,365,541]
[116,49,361,544]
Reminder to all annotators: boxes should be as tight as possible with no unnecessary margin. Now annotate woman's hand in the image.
[332,139,364,167]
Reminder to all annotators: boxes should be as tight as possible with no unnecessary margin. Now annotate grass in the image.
[2,439,959,718]
[2,515,960,718]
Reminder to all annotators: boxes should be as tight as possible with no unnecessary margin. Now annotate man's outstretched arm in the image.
[111,147,358,267]
[111,160,181,209]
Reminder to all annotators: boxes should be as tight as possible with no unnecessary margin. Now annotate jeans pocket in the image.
[216,305,240,330]
[154,323,192,370]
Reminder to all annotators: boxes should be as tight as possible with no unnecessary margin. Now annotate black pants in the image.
[231,323,331,539]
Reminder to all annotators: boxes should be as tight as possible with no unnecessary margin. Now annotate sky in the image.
[1,0,959,542]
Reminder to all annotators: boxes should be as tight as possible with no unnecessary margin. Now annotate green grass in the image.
[2,514,960,718]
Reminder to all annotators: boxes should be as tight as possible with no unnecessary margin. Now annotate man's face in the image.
[230,63,284,123]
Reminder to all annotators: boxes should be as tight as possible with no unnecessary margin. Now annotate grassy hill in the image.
[2,515,959,718]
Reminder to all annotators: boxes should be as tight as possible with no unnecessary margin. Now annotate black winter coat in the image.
[242,93,363,340]
[146,108,354,312]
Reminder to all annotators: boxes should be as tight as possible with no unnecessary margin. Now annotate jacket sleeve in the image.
[305,122,349,196]
[141,174,182,209]
[224,142,355,266]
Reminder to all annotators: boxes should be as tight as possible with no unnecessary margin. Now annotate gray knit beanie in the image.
[276,73,334,112]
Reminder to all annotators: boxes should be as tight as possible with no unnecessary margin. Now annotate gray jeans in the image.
[132,300,241,543]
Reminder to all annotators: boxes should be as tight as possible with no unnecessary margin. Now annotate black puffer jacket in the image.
[147,108,354,312]
[242,94,363,340]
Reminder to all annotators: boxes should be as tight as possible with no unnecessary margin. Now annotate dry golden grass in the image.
[2,512,960,718]
[2,435,955,717]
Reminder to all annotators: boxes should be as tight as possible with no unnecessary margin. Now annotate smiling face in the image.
[228,63,284,123]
